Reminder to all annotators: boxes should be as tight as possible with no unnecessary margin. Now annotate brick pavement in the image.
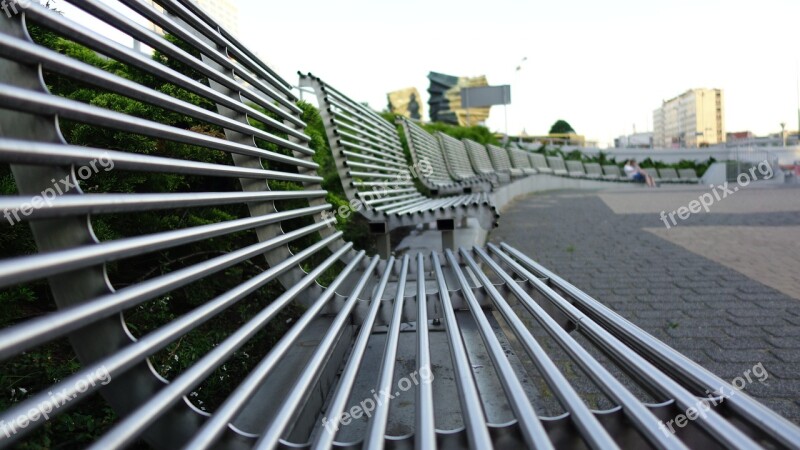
[488,186,800,423]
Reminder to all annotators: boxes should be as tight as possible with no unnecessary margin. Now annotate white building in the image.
[614,132,653,148]
[653,89,725,148]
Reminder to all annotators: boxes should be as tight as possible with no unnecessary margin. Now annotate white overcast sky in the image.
[58,0,800,147]
[234,0,799,147]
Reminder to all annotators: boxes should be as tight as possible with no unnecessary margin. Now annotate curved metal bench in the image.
[1,2,798,450]
[565,160,588,178]
[435,133,495,191]
[486,144,525,178]
[462,139,509,184]
[508,147,539,175]
[529,152,554,174]
[297,74,498,253]
[546,155,570,176]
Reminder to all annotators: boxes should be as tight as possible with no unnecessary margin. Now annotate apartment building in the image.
[653,89,725,148]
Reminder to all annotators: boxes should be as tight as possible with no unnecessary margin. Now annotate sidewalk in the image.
[489,185,800,423]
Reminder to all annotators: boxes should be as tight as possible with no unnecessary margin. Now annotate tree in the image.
[549,120,575,134]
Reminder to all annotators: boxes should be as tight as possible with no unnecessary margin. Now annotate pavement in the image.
[488,183,800,424]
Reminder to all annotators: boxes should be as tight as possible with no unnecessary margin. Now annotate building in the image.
[194,0,240,37]
[614,132,653,148]
[653,89,725,148]
[387,87,424,120]
[427,72,491,126]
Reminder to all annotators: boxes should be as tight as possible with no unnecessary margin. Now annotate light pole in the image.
[505,56,527,142]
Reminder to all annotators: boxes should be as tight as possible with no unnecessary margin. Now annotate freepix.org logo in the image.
[1,0,32,18]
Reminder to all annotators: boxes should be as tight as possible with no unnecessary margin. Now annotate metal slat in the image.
[0,84,316,161]
[0,34,311,158]
[21,2,308,140]
[486,245,761,449]
[172,0,293,93]
[186,251,373,449]
[460,248,628,450]
[311,257,397,450]
[0,218,335,361]
[142,0,297,101]
[0,190,325,219]
[498,243,800,448]
[72,0,304,126]
[415,253,436,448]
[0,231,345,446]
[0,140,300,180]
[363,255,411,448]
[430,252,493,449]
[87,238,354,450]
[246,256,382,450]
[0,204,327,289]
[444,250,553,450]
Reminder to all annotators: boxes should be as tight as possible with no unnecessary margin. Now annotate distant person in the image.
[624,159,656,187]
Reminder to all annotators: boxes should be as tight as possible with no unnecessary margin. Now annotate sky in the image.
[57,0,800,148]
[233,0,799,147]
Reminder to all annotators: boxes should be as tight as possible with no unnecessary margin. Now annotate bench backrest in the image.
[584,162,603,177]
[437,132,481,181]
[399,117,459,189]
[603,165,622,177]
[0,2,362,446]
[644,168,660,180]
[658,167,679,179]
[529,153,550,171]
[299,74,428,217]
[565,160,586,175]
[547,155,568,172]
[462,139,496,174]
[678,168,699,180]
[487,144,514,172]
[509,147,535,169]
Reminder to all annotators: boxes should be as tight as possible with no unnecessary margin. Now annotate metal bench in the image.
[529,152,555,174]
[546,155,570,176]
[298,74,498,254]
[462,139,509,184]
[486,144,525,179]
[565,160,588,178]
[645,168,662,183]
[602,164,628,181]
[583,162,604,179]
[657,168,682,183]
[508,147,539,175]
[1,2,799,449]
[399,117,487,195]
[436,133,496,190]
[678,168,700,183]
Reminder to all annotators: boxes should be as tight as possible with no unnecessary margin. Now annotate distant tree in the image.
[549,120,575,134]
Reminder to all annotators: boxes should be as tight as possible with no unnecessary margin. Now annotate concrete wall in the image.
[576,146,800,165]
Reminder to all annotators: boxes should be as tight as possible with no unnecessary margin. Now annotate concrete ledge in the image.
[491,174,638,212]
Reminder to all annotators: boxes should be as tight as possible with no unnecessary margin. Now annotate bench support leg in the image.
[370,222,391,258]
[437,219,455,251]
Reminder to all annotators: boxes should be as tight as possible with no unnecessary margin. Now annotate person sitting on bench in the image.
[624,159,655,187]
